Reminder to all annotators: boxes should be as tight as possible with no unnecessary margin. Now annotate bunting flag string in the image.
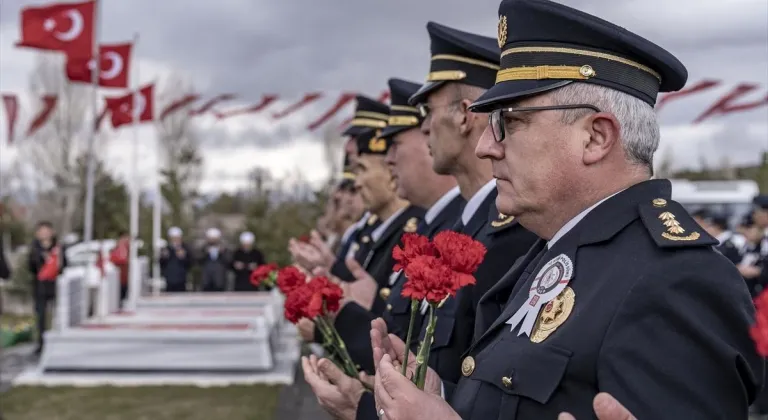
[1,79,767,145]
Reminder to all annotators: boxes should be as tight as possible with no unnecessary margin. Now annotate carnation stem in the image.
[401,299,419,378]
[316,315,359,379]
[414,303,437,390]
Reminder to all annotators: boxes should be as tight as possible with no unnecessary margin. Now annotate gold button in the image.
[579,65,596,78]
[379,287,391,300]
[502,376,513,388]
[461,356,475,377]
[362,236,370,243]
[652,198,667,208]
[386,304,392,311]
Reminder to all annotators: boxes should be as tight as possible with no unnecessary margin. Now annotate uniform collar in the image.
[461,179,497,225]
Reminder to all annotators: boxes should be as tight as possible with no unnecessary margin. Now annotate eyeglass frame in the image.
[417,100,464,118]
[488,104,601,143]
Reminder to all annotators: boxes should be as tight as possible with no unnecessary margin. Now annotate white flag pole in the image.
[82,0,102,243]
[127,32,141,310]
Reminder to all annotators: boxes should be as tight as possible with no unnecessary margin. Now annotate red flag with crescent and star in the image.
[16,1,95,57]
[66,43,132,88]
[104,84,155,129]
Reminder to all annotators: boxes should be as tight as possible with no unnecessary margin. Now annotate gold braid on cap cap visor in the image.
[387,115,420,126]
[427,54,500,81]
[496,46,662,83]
[349,118,387,128]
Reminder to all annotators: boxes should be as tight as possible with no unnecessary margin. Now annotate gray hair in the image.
[548,82,659,173]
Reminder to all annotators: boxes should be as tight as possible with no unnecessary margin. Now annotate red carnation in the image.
[750,290,768,357]
[250,263,279,287]
[433,231,486,275]
[306,276,344,318]
[393,233,435,272]
[298,234,310,243]
[276,266,306,295]
[283,285,313,324]
[402,255,457,303]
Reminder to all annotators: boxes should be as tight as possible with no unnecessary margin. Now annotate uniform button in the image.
[386,304,392,311]
[362,236,370,243]
[501,376,513,389]
[379,287,391,300]
[652,198,667,208]
[461,356,475,377]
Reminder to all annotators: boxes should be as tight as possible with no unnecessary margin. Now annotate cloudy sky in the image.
[0,0,766,193]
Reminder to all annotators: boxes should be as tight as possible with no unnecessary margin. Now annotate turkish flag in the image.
[66,43,132,88]
[104,84,155,128]
[16,1,95,57]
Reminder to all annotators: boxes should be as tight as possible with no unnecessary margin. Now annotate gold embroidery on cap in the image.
[497,15,507,48]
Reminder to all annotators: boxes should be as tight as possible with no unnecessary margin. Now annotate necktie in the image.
[416,219,429,235]
[451,218,465,233]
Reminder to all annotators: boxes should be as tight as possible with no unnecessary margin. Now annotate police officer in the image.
[406,21,539,387]
[302,78,466,420]
[371,1,761,419]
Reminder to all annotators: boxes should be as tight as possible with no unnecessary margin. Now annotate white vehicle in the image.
[670,179,759,228]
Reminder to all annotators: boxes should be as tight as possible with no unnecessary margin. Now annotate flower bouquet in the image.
[393,230,487,389]
[750,289,768,357]
[251,263,360,379]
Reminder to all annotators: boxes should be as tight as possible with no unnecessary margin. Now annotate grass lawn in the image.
[1,385,283,420]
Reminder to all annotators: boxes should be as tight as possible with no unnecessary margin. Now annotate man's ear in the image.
[582,112,621,165]
[456,98,476,136]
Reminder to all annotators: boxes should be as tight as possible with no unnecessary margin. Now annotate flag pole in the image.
[151,119,162,290]
[127,32,141,310]
[82,0,101,244]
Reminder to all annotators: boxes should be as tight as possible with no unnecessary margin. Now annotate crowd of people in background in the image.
[158,227,267,293]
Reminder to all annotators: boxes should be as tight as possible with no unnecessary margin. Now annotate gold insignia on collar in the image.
[367,214,378,226]
[531,287,575,343]
[351,243,360,253]
[497,15,507,48]
[369,133,386,152]
[652,198,667,208]
[490,212,514,227]
[404,217,419,233]
[658,211,700,241]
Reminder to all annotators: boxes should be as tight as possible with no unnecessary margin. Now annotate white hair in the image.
[548,82,660,173]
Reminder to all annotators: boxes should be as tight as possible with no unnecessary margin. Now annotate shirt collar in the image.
[461,179,497,225]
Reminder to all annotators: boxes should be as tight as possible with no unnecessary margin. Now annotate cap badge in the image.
[497,15,507,48]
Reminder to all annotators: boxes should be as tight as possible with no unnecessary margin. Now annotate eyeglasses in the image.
[417,100,462,118]
[489,104,601,143]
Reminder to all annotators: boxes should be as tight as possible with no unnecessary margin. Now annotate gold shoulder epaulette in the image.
[638,197,717,248]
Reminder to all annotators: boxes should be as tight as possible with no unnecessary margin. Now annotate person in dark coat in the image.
[0,236,10,316]
[27,221,67,355]
[230,231,266,292]
[371,1,761,419]
[198,228,231,292]
[159,226,192,292]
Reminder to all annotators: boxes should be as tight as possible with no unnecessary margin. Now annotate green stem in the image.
[415,303,437,390]
[401,299,419,378]
[317,315,359,378]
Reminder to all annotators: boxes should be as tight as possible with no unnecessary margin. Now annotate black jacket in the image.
[450,180,761,420]
[418,188,539,386]
[230,247,266,291]
[337,194,464,378]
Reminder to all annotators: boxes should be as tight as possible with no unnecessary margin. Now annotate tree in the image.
[71,156,130,239]
[243,167,326,266]
[17,54,106,235]
[154,76,203,234]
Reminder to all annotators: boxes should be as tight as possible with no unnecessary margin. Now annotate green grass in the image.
[1,385,283,420]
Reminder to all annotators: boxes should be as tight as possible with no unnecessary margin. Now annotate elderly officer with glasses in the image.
[369,0,762,419]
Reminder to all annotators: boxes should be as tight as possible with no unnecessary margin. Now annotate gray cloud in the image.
[1,0,766,175]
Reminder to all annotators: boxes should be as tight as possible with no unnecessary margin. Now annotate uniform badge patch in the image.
[658,211,700,241]
[367,214,379,226]
[506,254,574,337]
[404,217,419,233]
[490,212,514,227]
[531,286,575,343]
